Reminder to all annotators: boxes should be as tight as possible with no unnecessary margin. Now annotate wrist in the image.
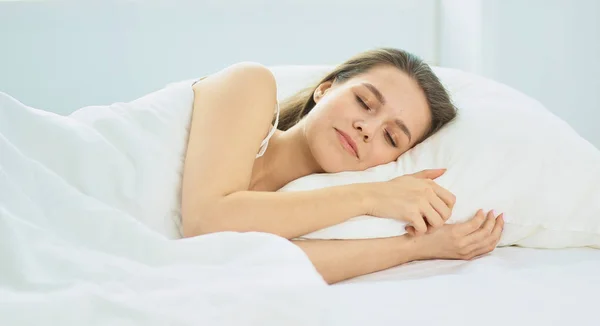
[400,234,432,261]
[391,234,422,263]
[348,182,375,216]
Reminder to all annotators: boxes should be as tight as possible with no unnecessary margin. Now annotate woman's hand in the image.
[408,209,505,261]
[363,169,456,236]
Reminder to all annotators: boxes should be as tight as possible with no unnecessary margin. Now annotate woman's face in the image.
[302,65,431,173]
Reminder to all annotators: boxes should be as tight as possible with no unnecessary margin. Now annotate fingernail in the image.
[491,210,495,216]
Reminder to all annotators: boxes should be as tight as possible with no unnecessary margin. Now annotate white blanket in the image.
[0,89,326,325]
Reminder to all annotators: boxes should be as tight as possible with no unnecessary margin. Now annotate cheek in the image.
[326,101,350,117]
[365,144,400,167]
[303,99,350,139]
[306,128,347,172]
[303,105,332,131]
[304,119,357,173]
[313,96,353,121]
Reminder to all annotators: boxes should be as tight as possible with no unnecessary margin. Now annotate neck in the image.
[251,122,322,191]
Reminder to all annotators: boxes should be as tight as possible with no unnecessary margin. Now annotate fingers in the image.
[463,213,504,259]
[412,170,455,223]
[409,169,446,180]
[456,209,487,236]
[410,171,455,212]
[462,210,497,246]
[474,210,495,235]
[428,193,452,222]
[405,225,416,236]
[430,182,456,210]
[421,204,444,229]
[408,213,428,236]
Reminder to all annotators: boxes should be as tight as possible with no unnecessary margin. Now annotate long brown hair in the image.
[277,48,457,143]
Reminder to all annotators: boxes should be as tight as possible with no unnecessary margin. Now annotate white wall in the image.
[3,1,598,148]
[440,0,600,148]
[0,0,437,115]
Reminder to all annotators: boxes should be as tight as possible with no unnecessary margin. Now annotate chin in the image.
[307,129,360,173]
[313,147,360,173]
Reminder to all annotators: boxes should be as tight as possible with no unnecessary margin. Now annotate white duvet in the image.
[0,88,327,325]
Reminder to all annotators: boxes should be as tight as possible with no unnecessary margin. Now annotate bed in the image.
[328,247,600,325]
[346,246,600,284]
[1,63,599,325]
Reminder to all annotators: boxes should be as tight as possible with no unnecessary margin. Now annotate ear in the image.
[313,80,333,103]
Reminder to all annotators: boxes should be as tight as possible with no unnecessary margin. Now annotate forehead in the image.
[351,65,426,108]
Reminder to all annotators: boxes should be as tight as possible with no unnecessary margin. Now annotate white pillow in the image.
[272,66,600,249]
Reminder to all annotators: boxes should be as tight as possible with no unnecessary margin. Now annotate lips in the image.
[335,129,359,158]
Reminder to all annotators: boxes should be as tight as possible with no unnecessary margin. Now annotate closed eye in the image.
[385,129,398,148]
[355,95,370,111]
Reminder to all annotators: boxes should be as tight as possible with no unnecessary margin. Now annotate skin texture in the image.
[301,65,432,173]
[181,62,503,284]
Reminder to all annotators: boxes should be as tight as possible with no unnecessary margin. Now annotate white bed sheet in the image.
[317,247,600,326]
[344,246,600,284]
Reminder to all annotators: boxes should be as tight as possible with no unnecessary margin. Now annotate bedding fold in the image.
[0,89,326,325]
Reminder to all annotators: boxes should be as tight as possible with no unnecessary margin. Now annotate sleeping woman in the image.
[180,48,504,284]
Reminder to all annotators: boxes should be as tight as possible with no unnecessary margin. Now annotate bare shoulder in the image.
[187,61,278,153]
[192,62,277,115]
[197,61,276,85]
[181,62,279,221]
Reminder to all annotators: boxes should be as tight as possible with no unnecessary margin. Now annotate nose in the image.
[353,120,375,143]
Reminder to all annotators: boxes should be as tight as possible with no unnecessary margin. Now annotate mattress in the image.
[316,247,600,326]
[343,246,600,283]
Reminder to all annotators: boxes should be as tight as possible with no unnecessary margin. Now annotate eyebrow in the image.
[394,119,412,143]
[362,82,412,143]
[362,82,386,105]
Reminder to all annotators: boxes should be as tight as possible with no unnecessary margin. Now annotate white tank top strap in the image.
[256,101,280,158]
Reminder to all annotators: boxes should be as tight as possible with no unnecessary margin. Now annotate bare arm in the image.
[181,62,367,239]
[191,184,368,239]
[293,235,419,284]
[294,209,505,284]
[180,63,453,240]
